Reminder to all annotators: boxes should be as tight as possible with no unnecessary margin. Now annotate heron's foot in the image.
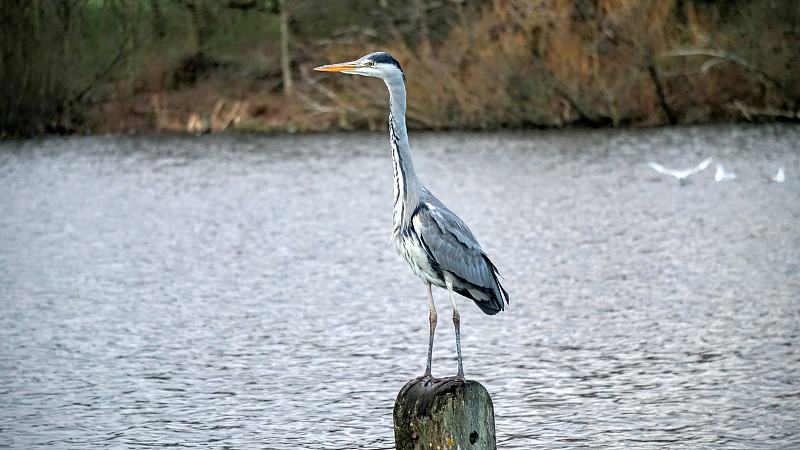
[454,371,466,382]
[414,372,436,386]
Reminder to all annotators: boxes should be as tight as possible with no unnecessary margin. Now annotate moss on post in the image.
[393,377,496,450]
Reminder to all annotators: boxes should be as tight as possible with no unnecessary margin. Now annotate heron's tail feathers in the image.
[484,255,509,315]
[474,296,503,315]
[456,255,509,316]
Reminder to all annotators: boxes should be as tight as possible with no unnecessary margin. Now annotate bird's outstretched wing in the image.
[690,157,713,175]
[648,161,673,176]
[649,157,713,179]
[411,201,508,314]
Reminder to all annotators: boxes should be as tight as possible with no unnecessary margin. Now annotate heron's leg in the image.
[425,282,437,378]
[446,280,464,379]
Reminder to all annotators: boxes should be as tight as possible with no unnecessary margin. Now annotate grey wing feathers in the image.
[414,202,509,315]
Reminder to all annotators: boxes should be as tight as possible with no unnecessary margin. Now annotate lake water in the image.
[1,125,799,448]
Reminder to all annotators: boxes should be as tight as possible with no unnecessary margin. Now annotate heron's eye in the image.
[367,61,374,67]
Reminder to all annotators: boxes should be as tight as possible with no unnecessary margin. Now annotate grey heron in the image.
[315,52,509,380]
[648,157,713,185]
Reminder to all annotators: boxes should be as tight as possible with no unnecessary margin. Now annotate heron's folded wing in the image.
[413,204,493,289]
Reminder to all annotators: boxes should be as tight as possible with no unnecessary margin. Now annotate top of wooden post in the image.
[394,377,496,449]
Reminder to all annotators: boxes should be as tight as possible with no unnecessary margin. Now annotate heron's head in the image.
[314,52,405,83]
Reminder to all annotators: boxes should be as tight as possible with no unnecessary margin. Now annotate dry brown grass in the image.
[76,0,799,134]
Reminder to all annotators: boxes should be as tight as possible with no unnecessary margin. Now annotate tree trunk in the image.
[278,0,293,97]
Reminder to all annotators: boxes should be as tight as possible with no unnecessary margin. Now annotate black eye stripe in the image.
[360,52,405,79]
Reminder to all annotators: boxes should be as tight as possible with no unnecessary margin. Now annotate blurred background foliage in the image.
[1,0,798,136]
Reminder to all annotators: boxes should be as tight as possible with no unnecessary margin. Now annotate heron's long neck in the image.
[386,78,421,235]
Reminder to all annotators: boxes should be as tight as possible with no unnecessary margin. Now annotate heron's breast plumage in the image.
[391,220,445,288]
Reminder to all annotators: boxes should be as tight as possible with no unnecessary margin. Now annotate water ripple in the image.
[1,126,799,448]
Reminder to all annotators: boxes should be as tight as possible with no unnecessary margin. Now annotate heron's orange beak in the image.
[313,61,358,73]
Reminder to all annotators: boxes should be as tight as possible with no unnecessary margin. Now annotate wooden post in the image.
[393,377,496,449]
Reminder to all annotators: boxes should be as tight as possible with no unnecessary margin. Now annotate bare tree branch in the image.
[71,27,134,106]
[665,36,782,90]
[728,101,800,121]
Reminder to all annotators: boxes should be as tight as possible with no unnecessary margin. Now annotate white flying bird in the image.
[767,166,785,183]
[714,165,737,182]
[648,157,713,185]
